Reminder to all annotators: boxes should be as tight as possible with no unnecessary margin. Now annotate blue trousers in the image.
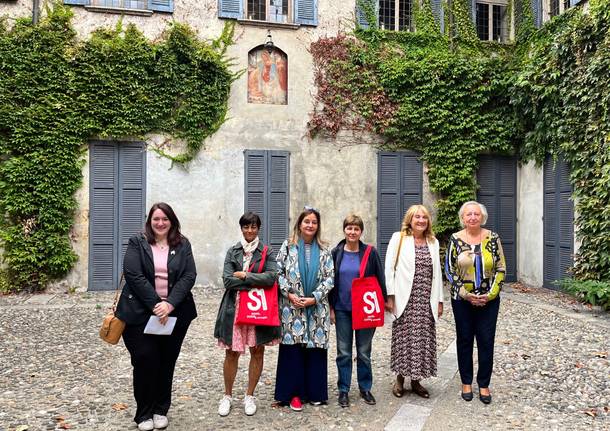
[274,343,328,403]
[334,310,376,393]
[451,297,500,388]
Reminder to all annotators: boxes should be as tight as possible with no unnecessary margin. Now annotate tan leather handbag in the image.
[99,274,126,345]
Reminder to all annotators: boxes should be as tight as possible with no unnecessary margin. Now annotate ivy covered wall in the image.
[309,0,609,283]
[0,4,237,291]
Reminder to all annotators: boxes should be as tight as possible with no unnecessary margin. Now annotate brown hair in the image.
[289,207,327,247]
[401,204,435,240]
[144,202,184,247]
[342,214,364,231]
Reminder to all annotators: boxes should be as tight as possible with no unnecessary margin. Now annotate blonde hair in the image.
[289,208,327,247]
[401,204,435,240]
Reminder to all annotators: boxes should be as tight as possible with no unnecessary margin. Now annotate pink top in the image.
[151,244,169,300]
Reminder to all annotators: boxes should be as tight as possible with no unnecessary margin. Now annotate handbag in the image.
[99,274,126,345]
[235,245,281,327]
[351,245,385,330]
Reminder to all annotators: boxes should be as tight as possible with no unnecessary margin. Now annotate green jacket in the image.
[214,241,281,346]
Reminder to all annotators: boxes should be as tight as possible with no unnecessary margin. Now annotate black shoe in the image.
[359,390,376,405]
[461,391,474,401]
[338,392,349,408]
[479,393,492,404]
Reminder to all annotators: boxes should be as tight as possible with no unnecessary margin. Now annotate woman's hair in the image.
[343,214,364,231]
[401,204,435,240]
[290,207,326,246]
[458,201,488,228]
[239,211,262,228]
[144,202,183,247]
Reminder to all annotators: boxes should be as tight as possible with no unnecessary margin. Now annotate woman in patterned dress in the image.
[274,206,335,411]
[214,212,280,417]
[445,201,505,404]
[384,205,444,398]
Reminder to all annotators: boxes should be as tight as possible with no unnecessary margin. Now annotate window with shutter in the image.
[377,151,423,262]
[89,141,146,291]
[244,150,290,259]
[219,0,317,26]
[477,155,517,282]
[356,0,442,32]
[63,0,173,13]
[543,155,574,289]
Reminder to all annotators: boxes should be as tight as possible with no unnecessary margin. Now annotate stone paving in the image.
[0,285,607,431]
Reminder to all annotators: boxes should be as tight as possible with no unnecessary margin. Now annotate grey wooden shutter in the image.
[477,155,517,282]
[294,0,318,26]
[89,142,118,291]
[149,0,174,12]
[89,141,146,291]
[532,0,542,28]
[268,152,290,258]
[118,143,146,275]
[377,151,423,262]
[63,0,90,5]
[356,0,377,29]
[543,156,574,289]
[245,150,290,258]
[430,0,444,32]
[218,0,243,18]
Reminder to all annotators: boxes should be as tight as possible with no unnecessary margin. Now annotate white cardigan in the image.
[384,232,444,322]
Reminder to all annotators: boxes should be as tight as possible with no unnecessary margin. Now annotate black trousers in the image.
[451,297,500,388]
[274,343,328,403]
[122,320,190,424]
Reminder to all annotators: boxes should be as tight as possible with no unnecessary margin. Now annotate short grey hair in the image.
[458,201,488,228]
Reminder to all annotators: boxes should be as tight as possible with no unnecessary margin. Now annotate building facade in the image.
[0,0,580,290]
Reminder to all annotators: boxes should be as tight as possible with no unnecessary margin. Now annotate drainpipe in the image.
[33,0,40,24]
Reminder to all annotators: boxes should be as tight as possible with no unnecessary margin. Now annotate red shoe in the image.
[290,396,303,411]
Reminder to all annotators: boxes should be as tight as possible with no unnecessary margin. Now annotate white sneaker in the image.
[137,419,154,431]
[153,414,168,429]
[244,395,257,416]
[218,394,233,417]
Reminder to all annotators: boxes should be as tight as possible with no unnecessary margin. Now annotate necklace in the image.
[414,235,426,246]
[157,242,168,250]
[465,229,482,245]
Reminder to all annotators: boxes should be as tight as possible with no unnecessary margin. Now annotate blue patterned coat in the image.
[276,239,335,349]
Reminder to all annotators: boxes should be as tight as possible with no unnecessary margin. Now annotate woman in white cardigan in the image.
[384,204,444,399]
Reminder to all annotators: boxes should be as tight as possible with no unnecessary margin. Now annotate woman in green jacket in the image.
[214,212,280,417]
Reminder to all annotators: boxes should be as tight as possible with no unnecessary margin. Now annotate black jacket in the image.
[116,233,197,326]
[214,242,281,346]
[330,240,387,309]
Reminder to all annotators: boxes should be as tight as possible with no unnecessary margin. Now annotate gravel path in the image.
[0,285,607,431]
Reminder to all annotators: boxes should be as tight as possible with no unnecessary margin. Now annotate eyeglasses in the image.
[303,205,319,213]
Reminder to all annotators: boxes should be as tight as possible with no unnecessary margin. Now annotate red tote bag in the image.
[235,245,280,327]
[351,245,385,330]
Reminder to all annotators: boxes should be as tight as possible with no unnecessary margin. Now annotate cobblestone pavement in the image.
[0,285,608,431]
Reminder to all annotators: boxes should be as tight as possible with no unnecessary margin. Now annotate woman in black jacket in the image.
[330,214,387,408]
[116,202,197,431]
[214,212,280,417]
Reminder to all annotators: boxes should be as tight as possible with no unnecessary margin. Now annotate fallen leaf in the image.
[583,408,597,417]
[575,362,584,368]
[521,354,531,360]
[502,339,512,345]
[593,351,607,358]
[111,402,128,411]
[54,416,66,421]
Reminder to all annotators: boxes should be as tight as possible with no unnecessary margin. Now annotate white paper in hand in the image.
[143,316,177,335]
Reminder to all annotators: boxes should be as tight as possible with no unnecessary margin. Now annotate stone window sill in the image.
[84,5,153,16]
[235,19,300,30]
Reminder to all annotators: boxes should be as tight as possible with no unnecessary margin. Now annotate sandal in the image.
[392,375,405,398]
[411,380,430,398]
